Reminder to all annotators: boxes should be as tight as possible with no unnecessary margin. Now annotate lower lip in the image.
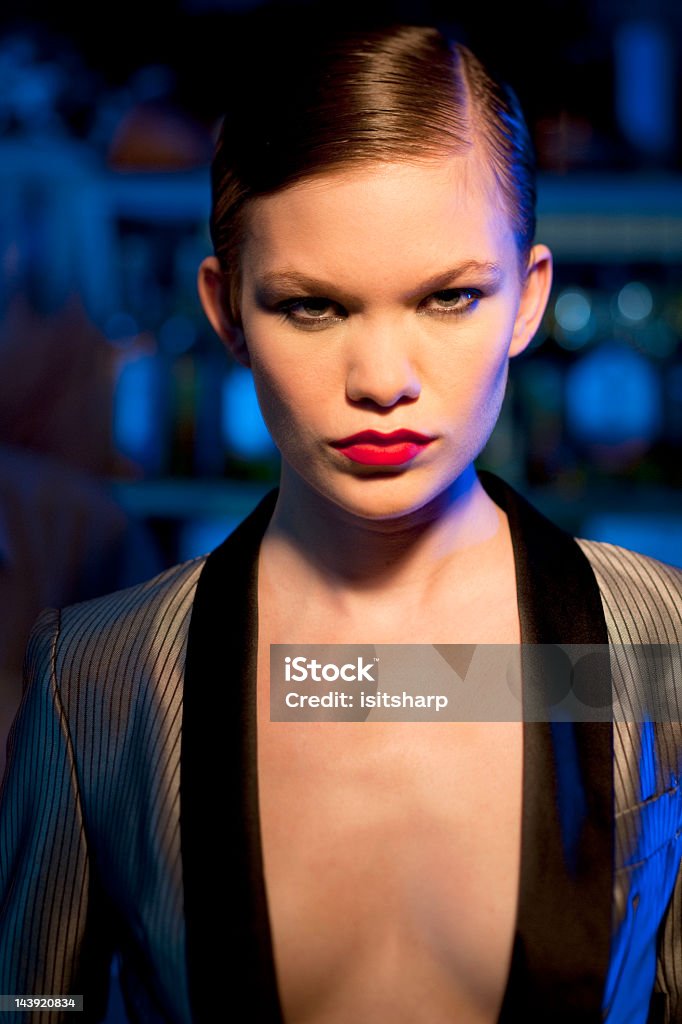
[335,442,431,466]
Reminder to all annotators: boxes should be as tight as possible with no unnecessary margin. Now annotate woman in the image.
[1,21,681,1024]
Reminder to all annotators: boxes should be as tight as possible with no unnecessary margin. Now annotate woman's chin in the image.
[303,470,470,526]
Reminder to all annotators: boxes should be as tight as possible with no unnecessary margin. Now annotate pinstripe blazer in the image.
[0,471,681,1024]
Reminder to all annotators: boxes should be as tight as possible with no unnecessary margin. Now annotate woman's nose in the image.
[345,321,421,407]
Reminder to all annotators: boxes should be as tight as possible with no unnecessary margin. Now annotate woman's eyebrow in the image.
[405,261,504,296]
[256,261,504,302]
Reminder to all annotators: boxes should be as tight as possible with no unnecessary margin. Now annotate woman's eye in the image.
[277,297,344,328]
[422,288,481,315]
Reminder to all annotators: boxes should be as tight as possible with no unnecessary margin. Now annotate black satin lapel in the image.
[479,472,613,1023]
[180,488,283,1024]
[479,472,609,646]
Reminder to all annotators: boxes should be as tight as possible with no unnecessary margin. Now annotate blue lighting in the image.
[617,282,653,322]
[113,354,164,470]
[105,312,139,345]
[179,517,241,561]
[158,314,197,355]
[554,288,594,350]
[582,515,682,568]
[564,342,661,445]
[555,289,592,333]
[221,367,276,459]
[614,20,675,158]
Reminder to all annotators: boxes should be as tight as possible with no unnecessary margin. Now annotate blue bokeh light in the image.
[221,366,277,459]
[104,311,139,345]
[158,314,197,354]
[113,354,164,471]
[617,282,653,322]
[564,342,661,445]
[555,289,592,333]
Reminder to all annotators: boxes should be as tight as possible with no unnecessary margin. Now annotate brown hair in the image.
[209,22,536,319]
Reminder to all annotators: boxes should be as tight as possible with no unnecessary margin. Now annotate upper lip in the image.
[331,429,435,447]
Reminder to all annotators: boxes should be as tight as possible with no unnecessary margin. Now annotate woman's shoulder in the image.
[27,554,209,676]
[68,552,207,623]
[576,537,682,643]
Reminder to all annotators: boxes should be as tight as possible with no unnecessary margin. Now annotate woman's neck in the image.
[260,466,506,604]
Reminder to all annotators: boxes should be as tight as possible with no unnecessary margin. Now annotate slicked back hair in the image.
[209,22,536,319]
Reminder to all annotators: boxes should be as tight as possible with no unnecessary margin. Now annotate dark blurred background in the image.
[1,0,681,567]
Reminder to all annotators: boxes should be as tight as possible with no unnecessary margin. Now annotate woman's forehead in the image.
[250,150,502,220]
[240,154,515,286]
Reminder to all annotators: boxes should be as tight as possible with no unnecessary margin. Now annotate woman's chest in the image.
[256,632,523,1023]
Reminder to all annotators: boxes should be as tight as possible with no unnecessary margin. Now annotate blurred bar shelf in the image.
[110,476,273,521]
[536,173,682,261]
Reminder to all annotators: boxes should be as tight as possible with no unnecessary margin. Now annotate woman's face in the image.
[201,156,551,521]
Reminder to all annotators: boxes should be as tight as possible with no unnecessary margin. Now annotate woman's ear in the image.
[508,244,553,358]
[197,256,251,367]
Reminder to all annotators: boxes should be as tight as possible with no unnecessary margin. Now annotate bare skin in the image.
[256,478,523,1024]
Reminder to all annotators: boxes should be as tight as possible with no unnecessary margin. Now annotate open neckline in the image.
[180,472,612,1023]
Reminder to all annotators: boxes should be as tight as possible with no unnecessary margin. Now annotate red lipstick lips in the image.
[331,429,434,466]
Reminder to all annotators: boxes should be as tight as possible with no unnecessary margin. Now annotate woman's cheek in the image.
[248,365,312,455]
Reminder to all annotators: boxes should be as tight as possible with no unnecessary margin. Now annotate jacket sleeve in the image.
[0,608,113,1023]
[652,849,682,1023]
